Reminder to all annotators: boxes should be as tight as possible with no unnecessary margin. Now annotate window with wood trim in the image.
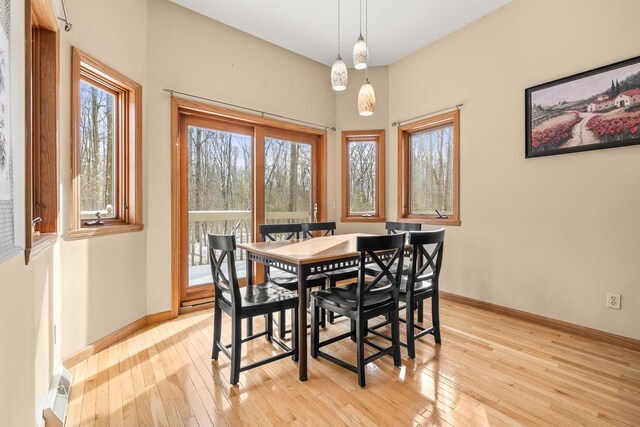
[341,129,385,222]
[398,111,460,226]
[70,48,143,238]
[25,0,60,264]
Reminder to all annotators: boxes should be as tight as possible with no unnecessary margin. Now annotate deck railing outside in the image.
[188,210,310,267]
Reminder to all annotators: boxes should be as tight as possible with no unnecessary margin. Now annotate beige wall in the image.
[57,0,148,358]
[145,0,336,313]
[0,1,56,425]
[388,0,640,339]
[333,66,390,235]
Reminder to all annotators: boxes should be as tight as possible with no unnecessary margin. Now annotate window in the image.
[25,1,60,264]
[341,130,385,222]
[70,48,143,238]
[398,111,460,226]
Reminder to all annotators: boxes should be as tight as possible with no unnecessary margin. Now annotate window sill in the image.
[25,233,59,265]
[340,216,387,223]
[68,224,144,239]
[397,217,461,227]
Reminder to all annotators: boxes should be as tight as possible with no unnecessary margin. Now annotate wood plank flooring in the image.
[65,299,640,426]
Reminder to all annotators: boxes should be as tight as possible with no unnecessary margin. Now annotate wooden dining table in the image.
[238,233,374,381]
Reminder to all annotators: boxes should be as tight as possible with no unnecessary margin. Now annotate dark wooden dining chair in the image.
[300,221,336,238]
[259,223,327,338]
[365,221,424,319]
[369,229,445,358]
[301,222,361,324]
[209,234,298,385]
[310,234,405,387]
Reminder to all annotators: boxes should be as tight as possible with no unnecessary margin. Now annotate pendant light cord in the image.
[365,0,369,78]
[359,0,362,35]
[337,0,341,55]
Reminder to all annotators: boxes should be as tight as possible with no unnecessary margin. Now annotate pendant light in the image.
[352,0,368,70]
[358,0,375,116]
[358,76,375,116]
[331,0,347,91]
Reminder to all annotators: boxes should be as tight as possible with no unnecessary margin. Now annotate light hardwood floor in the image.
[65,299,640,426]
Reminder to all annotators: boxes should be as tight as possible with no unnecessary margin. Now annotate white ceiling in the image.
[170,0,512,67]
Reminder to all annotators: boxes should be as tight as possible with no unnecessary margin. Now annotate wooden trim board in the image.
[62,310,173,368]
[440,291,640,352]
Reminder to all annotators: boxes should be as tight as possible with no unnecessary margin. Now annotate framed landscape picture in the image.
[525,55,640,158]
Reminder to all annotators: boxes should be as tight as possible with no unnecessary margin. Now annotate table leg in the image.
[246,254,253,335]
[297,264,308,381]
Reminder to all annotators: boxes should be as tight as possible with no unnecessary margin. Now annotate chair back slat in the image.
[356,234,405,310]
[407,229,445,294]
[385,221,422,234]
[301,222,336,238]
[259,223,303,242]
[208,234,241,306]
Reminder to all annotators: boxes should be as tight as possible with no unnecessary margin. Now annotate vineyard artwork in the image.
[525,56,640,158]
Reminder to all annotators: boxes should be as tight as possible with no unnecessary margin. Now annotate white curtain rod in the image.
[391,104,463,127]
[164,89,337,132]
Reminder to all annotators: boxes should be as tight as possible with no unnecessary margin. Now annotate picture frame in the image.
[525,55,640,158]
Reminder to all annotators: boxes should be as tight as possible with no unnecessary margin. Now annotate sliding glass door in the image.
[178,116,323,307]
[263,130,316,225]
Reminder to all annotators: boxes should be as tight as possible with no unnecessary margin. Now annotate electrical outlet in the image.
[606,293,621,310]
[331,201,336,210]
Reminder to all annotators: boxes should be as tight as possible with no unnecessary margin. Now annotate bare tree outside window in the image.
[409,124,454,215]
[187,125,252,285]
[187,126,252,216]
[264,138,312,223]
[79,80,116,218]
[348,140,376,214]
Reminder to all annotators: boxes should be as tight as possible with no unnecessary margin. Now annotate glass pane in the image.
[264,137,312,228]
[79,80,116,219]
[348,140,377,215]
[187,125,252,286]
[409,124,454,215]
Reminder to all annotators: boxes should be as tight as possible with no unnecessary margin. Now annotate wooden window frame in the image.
[70,48,143,239]
[25,0,60,264]
[341,129,386,222]
[397,110,461,226]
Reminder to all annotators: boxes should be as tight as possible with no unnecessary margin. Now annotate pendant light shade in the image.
[352,35,368,70]
[331,55,348,91]
[331,0,347,91]
[357,77,375,116]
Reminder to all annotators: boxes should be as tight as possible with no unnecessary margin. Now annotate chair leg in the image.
[230,314,242,385]
[279,309,287,339]
[328,279,336,324]
[211,303,222,360]
[311,300,319,358]
[405,300,416,359]
[266,313,273,342]
[246,317,253,336]
[391,311,402,368]
[350,320,356,342]
[356,319,366,387]
[417,300,424,323]
[432,292,442,344]
[293,305,300,362]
